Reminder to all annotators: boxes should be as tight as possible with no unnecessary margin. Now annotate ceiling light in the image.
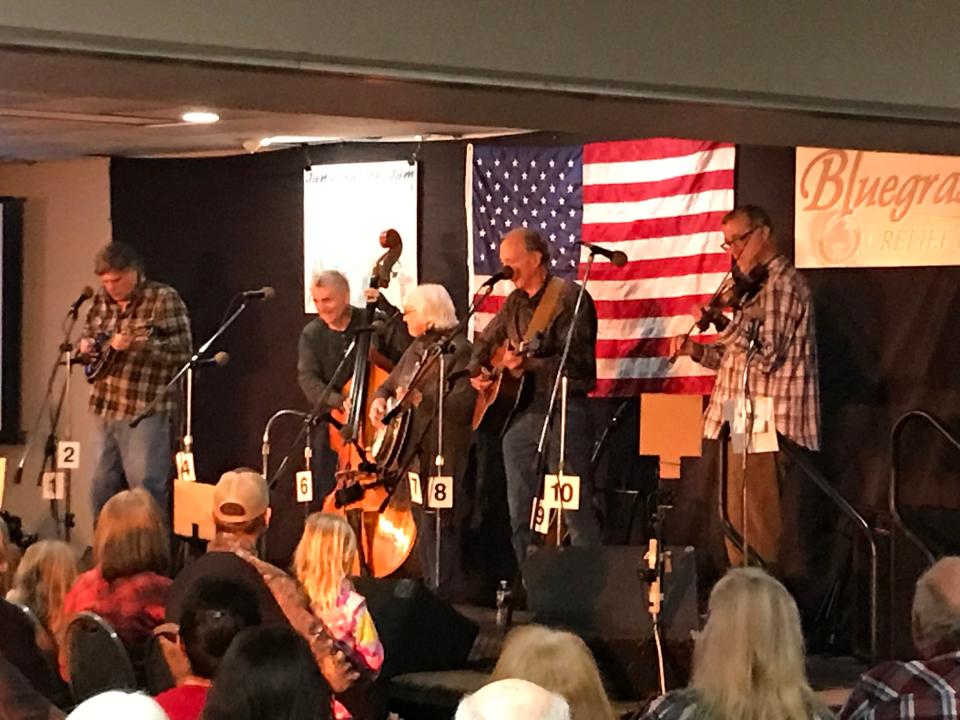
[181,111,220,124]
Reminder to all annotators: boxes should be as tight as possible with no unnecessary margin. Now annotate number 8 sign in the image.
[427,476,453,509]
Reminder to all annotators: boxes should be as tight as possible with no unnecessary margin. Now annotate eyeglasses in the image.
[721,226,758,251]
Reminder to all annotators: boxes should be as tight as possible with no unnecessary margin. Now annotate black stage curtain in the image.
[111,142,960,632]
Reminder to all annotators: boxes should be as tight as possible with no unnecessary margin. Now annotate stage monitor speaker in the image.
[353,577,479,679]
[523,545,699,699]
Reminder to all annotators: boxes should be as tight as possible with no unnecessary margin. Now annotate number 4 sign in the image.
[541,474,580,510]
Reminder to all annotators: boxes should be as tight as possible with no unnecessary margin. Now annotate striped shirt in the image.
[839,653,960,720]
[83,280,192,420]
[697,255,820,450]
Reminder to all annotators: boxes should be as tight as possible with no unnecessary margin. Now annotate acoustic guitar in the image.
[471,337,539,434]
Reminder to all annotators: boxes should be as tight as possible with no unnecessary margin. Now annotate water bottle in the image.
[495,579,513,629]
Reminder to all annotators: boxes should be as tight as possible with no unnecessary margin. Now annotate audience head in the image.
[0,516,17,596]
[310,269,351,328]
[213,468,271,540]
[179,577,262,680]
[492,624,614,720]
[67,690,167,720]
[94,489,169,582]
[202,624,331,720]
[911,556,960,658]
[692,567,820,720]
[8,539,77,633]
[456,678,569,720]
[402,284,459,336]
[294,512,357,611]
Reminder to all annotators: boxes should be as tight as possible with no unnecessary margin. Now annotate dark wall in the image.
[111,140,960,536]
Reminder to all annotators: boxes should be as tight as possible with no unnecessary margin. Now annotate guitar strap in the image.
[523,276,566,343]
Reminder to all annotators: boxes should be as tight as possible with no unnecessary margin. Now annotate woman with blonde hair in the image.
[58,489,171,678]
[7,539,78,657]
[491,624,615,720]
[642,567,830,720]
[294,512,383,719]
[368,283,476,600]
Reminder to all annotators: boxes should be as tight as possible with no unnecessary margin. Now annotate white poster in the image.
[303,161,418,312]
[796,147,960,268]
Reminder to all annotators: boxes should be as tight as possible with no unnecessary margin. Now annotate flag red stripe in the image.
[588,253,729,281]
[594,294,714,320]
[582,169,734,204]
[584,139,732,164]
[596,335,718,359]
[592,375,716,397]
[582,210,727,243]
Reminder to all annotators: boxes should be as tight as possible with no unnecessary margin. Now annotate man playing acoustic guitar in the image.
[79,242,192,520]
[470,229,601,567]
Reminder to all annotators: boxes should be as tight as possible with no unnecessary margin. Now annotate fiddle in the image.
[668,261,769,364]
[696,262,769,333]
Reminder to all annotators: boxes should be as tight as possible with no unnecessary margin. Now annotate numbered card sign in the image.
[407,472,423,505]
[41,471,65,501]
[529,498,551,535]
[542,474,581,510]
[175,451,197,483]
[427,476,454,509]
[296,471,314,503]
[56,441,80,470]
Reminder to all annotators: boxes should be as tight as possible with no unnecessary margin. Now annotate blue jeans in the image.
[90,413,173,520]
[501,398,601,566]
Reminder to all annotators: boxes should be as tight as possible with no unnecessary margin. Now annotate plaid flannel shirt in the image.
[697,255,820,450]
[83,280,192,420]
[58,566,171,678]
[839,653,960,720]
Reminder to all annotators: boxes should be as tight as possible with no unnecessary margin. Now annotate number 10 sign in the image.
[541,474,580,510]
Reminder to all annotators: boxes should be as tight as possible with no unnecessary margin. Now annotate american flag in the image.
[466,138,736,396]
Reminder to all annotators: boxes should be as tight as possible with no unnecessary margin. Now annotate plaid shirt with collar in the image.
[83,280,192,420]
[698,255,821,450]
[840,652,960,720]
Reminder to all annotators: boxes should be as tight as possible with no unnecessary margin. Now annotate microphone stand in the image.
[130,296,253,429]
[739,319,762,567]
[22,306,84,539]
[267,334,363,490]
[529,251,597,543]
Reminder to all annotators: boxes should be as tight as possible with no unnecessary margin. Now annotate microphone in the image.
[241,287,275,301]
[68,286,94,316]
[581,242,628,267]
[480,266,515,288]
[191,351,230,368]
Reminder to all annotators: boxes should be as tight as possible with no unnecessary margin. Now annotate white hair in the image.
[403,283,458,331]
[456,679,570,720]
[912,556,960,656]
[311,269,350,295]
[67,691,167,720]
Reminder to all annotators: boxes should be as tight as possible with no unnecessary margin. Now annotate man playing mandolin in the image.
[470,229,601,567]
[79,242,192,520]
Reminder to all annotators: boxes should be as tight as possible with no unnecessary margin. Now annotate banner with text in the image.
[795,147,960,268]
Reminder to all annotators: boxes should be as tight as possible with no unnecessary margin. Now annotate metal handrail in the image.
[888,410,960,566]
[717,427,879,662]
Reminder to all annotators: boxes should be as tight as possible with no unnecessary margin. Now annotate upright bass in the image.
[323,229,417,577]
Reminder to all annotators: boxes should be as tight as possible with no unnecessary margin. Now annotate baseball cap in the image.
[213,469,269,525]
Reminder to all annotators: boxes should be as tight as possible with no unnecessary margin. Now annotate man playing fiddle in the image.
[668,205,822,621]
